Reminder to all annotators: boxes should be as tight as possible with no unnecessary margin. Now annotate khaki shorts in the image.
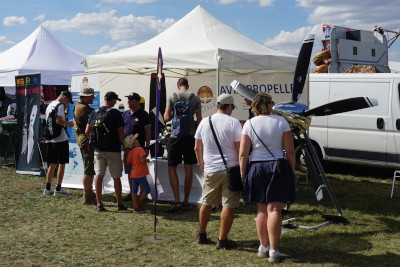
[203,169,240,208]
[94,151,123,178]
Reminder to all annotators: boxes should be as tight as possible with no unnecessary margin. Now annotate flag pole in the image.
[153,47,163,240]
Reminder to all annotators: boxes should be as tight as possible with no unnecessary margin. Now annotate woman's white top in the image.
[242,115,291,162]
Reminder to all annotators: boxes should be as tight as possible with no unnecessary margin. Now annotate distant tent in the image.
[83,5,297,77]
[0,26,84,92]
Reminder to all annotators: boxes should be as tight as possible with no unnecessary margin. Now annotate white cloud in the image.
[33,13,46,22]
[219,0,275,6]
[96,40,137,54]
[0,36,15,46]
[296,0,400,30]
[3,16,27,26]
[265,1,400,57]
[102,0,157,3]
[264,25,322,56]
[42,10,175,42]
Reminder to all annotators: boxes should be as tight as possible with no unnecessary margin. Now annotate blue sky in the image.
[1,0,399,61]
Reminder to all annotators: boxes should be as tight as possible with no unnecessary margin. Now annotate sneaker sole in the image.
[268,257,280,263]
[257,252,268,258]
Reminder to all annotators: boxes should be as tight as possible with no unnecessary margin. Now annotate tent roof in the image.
[83,5,297,75]
[0,26,84,86]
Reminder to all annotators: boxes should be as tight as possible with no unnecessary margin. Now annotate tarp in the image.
[83,5,297,76]
[389,61,400,73]
[0,26,84,87]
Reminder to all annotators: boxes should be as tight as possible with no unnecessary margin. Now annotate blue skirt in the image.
[243,159,296,205]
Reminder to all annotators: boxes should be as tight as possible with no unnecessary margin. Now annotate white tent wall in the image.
[77,71,301,121]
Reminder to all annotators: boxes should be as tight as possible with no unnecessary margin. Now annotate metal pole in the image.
[302,132,343,216]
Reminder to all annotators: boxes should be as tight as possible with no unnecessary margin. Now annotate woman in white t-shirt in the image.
[239,92,296,263]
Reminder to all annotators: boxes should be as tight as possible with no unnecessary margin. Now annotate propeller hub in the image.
[273,101,309,115]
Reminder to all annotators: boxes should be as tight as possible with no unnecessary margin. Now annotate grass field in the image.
[1,162,400,266]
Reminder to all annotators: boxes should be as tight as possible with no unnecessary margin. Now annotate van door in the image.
[389,79,400,165]
[326,77,390,164]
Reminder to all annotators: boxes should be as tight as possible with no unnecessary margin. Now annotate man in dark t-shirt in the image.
[86,91,126,212]
[122,92,151,198]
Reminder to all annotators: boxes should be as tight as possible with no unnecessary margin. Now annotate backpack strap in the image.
[50,102,69,137]
[188,93,194,101]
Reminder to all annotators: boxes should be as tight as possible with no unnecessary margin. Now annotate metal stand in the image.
[284,131,348,230]
[0,132,17,168]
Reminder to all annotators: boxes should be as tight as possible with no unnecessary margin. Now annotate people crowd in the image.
[42,80,296,263]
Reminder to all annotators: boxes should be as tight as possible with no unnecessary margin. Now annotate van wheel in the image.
[295,144,323,172]
[295,146,307,172]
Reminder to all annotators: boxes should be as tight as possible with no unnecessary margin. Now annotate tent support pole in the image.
[216,62,220,97]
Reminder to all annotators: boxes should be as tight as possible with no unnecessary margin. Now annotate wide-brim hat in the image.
[78,87,95,96]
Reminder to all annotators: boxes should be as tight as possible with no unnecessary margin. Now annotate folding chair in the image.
[391,170,400,198]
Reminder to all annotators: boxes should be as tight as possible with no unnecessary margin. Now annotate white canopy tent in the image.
[0,26,84,94]
[83,5,297,79]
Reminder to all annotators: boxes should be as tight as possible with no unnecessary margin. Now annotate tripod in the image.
[283,130,348,229]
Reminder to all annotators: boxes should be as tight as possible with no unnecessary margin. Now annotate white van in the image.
[301,73,400,170]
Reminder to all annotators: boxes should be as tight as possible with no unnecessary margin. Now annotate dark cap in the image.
[104,91,121,101]
[61,91,73,104]
[126,92,141,101]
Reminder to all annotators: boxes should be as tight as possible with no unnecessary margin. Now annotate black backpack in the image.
[89,108,113,149]
[172,92,194,136]
[43,102,65,140]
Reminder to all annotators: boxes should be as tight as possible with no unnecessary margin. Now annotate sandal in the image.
[166,202,182,212]
[96,203,106,212]
[182,203,190,212]
[117,204,127,211]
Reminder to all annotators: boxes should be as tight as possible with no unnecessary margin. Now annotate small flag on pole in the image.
[153,47,163,240]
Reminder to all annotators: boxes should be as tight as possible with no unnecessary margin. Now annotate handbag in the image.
[209,116,243,191]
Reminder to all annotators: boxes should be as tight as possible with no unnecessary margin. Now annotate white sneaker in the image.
[268,250,281,263]
[257,245,270,258]
[53,188,71,196]
[43,188,54,195]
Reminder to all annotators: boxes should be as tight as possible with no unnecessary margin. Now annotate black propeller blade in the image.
[292,33,315,103]
[303,97,378,117]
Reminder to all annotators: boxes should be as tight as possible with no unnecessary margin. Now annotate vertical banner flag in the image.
[154,47,163,202]
[15,73,41,175]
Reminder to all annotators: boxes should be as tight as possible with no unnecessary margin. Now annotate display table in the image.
[63,157,205,204]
